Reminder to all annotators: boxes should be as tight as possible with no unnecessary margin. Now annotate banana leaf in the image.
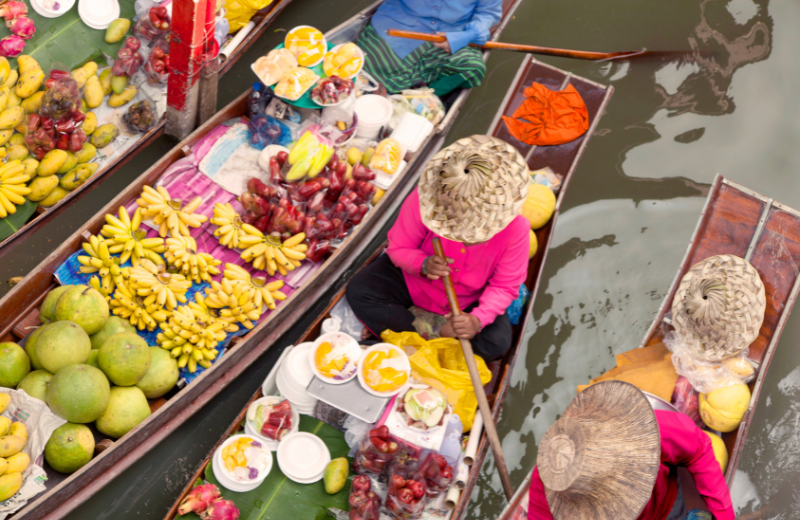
[181,416,352,520]
[8,1,136,72]
[0,199,38,242]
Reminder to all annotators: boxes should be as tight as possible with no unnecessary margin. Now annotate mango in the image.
[38,186,69,207]
[16,56,39,75]
[22,158,38,178]
[75,143,96,163]
[91,124,119,149]
[346,147,362,166]
[36,149,68,177]
[361,147,375,166]
[59,165,94,190]
[0,90,9,113]
[82,112,98,136]
[0,393,8,413]
[8,133,25,147]
[84,76,104,109]
[105,19,131,43]
[0,436,24,457]
[1,70,18,90]
[0,129,12,146]
[0,147,6,162]
[0,417,9,436]
[6,144,27,162]
[323,457,349,494]
[20,91,44,115]
[0,106,25,130]
[111,75,128,95]
[5,452,29,474]
[71,63,97,90]
[6,91,20,109]
[108,86,137,108]
[57,152,78,174]
[0,58,9,86]
[0,458,6,477]
[14,120,26,135]
[81,62,98,78]
[8,423,26,441]
[27,175,59,202]
[99,69,113,96]
[0,472,22,501]
[15,67,45,99]
[80,100,88,113]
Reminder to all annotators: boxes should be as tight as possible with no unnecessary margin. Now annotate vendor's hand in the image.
[444,313,481,340]
[422,255,453,280]
[433,32,452,54]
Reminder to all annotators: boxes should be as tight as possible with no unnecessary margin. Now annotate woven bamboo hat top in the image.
[671,254,766,362]
[418,135,529,243]
[537,381,661,520]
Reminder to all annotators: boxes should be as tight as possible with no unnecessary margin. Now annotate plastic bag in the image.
[134,4,170,41]
[348,475,381,520]
[224,0,273,33]
[664,331,758,394]
[310,76,354,106]
[419,452,453,497]
[143,34,170,84]
[330,296,365,339]
[530,167,562,194]
[381,331,492,432]
[385,462,426,519]
[352,425,399,475]
[247,114,292,149]
[671,376,703,428]
[507,283,530,325]
[123,99,158,134]
[389,89,445,126]
[40,67,80,121]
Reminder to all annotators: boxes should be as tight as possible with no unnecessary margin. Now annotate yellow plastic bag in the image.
[382,330,492,432]
[223,0,273,33]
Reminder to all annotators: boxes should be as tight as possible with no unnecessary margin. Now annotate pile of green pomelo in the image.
[0,284,179,474]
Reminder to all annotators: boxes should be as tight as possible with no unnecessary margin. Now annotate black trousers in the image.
[346,254,512,360]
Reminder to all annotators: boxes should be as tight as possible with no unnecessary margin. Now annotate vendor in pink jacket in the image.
[347,135,530,359]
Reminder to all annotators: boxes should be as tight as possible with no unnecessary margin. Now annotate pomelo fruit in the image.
[36,321,91,374]
[45,423,95,474]
[85,350,100,369]
[529,229,538,259]
[46,364,110,423]
[135,347,179,398]
[98,333,151,386]
[96,386,151,438]
[0,342,30,388]
[90,316,135,350]
[704,430,728,473]
[699,384,751,433]
[23,324,47,371]
[521,183,556,230]
[17,370,53,401]
[54,285,109,335]
[39,285,75,323]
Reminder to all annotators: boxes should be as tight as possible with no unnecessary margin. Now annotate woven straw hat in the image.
[671,254,766,361]
[418,135,529,243]
[537,381,661,520]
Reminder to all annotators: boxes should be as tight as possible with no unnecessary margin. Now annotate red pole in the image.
[167,0,210,137]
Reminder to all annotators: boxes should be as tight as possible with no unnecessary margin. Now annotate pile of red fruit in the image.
[348,476,381,520]
[259,400,292,441]
[113,37,144,77]
[420,453,453,497]
[385,472,426,519]
[134,5,170,41]
[351,425,399,475]
[144,35,170,84]
[25,112,87,160]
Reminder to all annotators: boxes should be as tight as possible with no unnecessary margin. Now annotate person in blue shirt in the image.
[356,0,502,97]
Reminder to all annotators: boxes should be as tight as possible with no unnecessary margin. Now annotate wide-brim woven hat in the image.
[671,254,766,361]
[537,381,661,520]
[418,135,529,243]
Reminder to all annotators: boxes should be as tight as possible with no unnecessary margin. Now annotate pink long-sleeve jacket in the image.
[528,410,735,520]
[385,188,530,327]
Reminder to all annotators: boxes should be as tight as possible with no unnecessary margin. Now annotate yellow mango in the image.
[82,112,98,136]
[0,458,7,477]
[0,58,9,86]
[6,144,27,162]
[0,90,9,113]
[59,165,93,190]
[0,129,12,146]
[14,120,26,135]
[16,56,39,75]
[36,149,68,177]
[105,19,131,43]
[8,133,24,147]
[1,70,18,90]
[82,62,98,78]
[111,75,128,95]
[0,417,10,436]
[8,423,26,441]
[0,106,25,130]
[0,472,22,501]
[57,152,78,174]
[0,436,24,458]
[5,452,29,474]
[99,69,113,96]
[38,186,69,207]
[0,393,8,413]
[15,67,45,99]
[20,91,44,114]
[108,86,137,108]
[75,143,96,163]
[71,69,88,90]
[90,124,119,148]
[22,158,38,178]
[84,76,104,109]
[27,175,59,202]
[0,147,6,161]
[6,90,20,109]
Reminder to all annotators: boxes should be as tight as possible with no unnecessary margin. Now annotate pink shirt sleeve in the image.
[528,467,554,520]
[655,410,735,520]
[386,189,429,276]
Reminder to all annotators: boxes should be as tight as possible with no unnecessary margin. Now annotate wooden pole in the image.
[197,0,219,126]
[431,237,515,501]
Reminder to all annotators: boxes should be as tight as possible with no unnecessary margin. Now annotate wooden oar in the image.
[387,29,648,61]
[431,237,515,500]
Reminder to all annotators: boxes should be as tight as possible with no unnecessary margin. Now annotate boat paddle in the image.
[431,237,515,501]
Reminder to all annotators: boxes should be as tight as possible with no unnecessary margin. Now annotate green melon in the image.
[96,386,151,439]
[85,350,100,369]
[54,286,109,335]
[0,343,30,388]
[36,321,91,374]
[17,370,53,401]
[39,285,75,323]
[90,316,135,350]
[23,324,47,371]
[46,364,110,423]
[45,423,95,474]
[98,333,151,386]
[135,347,179,398]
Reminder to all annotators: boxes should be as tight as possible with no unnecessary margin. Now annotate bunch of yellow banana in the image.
[101,206,166,266]
[126,258,192,311]
[136,185,208,237]
[78,235,125,298]
[0,160,30,218]
[203,278,262,330]
[210,203,257,250]
[109,280,171,331]
[157,306,226,373]
[239,231,308,276]
[223,263,287,311]
[188,292,240,333]
[163,235,221,284]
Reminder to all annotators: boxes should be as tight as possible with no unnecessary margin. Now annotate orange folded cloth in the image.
[502,82,589,146]
[577,344,678,402]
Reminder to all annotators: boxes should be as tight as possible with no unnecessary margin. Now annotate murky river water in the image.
[6,0,797,518]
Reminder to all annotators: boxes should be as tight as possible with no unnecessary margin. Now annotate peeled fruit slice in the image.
[285,26,326,67]
[522,183,556,230]
[704,430,728,473]
[699,384,751,433]
[369,139,402,175]
[253,48,297,86]
[274,67,319,101]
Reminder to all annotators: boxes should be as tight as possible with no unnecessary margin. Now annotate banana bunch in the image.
[126,258,192,311]
[223,263,287,311]
[110,280,171,331]
[211,203,256,250]
[164,235,221,284]
[136,185,208,237]
[239,231,308,277]
[78,235,125,298]
[157,306,226,373]
[203,278,262,330]
[188,292,239,333]
[0,160,30,218]
[101,206,166,266]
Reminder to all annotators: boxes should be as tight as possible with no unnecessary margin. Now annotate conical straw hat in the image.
[671,254,766,361]
[418,135,529,243]
[537,381,660,520]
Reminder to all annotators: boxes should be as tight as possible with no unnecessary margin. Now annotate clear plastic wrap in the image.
[352,425,399,475]
[143,34,170,85]
[671,376,703,428]
[133,4,170,41]
[385,463,426,519]
[389,89,445,126]
[368,138,403,175]
[419,452,453,498]
[274,67,319,101]
[40,66,80,121]
[247,114,292,149]
[284,26,326,67]
[311,76,354,106]
[348,475,382,520]
[123,97,158,134]
[665,331,758,394]
[252,48,297,86]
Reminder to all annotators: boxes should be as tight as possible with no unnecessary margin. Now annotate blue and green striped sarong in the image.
[357,24,486,96]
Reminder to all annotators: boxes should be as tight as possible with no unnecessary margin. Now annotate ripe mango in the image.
[22,158,38,178]
[111,75,128,95]
[0,472,22,501]
[0,458,6,477]
[83,76,104,109]
[6,144,27,162]
[91,124,119,148]
[0,129,12,146]
[75,143,96,163]
[15,67,44,99]
[71,62,97,90]
[16,56,39,75]
[36,150,68,177]
[27,175,59,202]
[38,186,69,207]
[5,452,29,474]
[108,86,137,108]
[1,70,18,90]
[0,106,25,130]
[0,436,24,457]
[14,119,26,135]
[0,417,9,436]
[20,91,43,115]
[105,19,131,43]
[361,147,375,166]
[99,69,113,96]
[0,58,9,86]
[6,90,20,109]
[0,393,8,413]
[323,457,349,494]
[0,90,9,113]
[83,112,98,136]
[57,152,78,174]
[59,164,95,190]
[8,133,25,147]
[0,147,6,161]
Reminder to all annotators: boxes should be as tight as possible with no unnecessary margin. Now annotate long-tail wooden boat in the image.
[164,56,614,520]
[497,175,800,519]
[0,0,296,261]
[0,2,526,518]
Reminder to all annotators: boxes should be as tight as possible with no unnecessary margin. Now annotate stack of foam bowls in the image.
[354,95,393,140]
[212,434,273,491]
[272,342,318,414]
[243,396,301,451]
[277,432,331,483]
[78,0,120,28]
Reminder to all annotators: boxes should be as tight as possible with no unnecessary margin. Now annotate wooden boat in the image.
[164,56,614,520]
[497,175,800,520]
[0,2,526,518]
[0,0,296,262]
